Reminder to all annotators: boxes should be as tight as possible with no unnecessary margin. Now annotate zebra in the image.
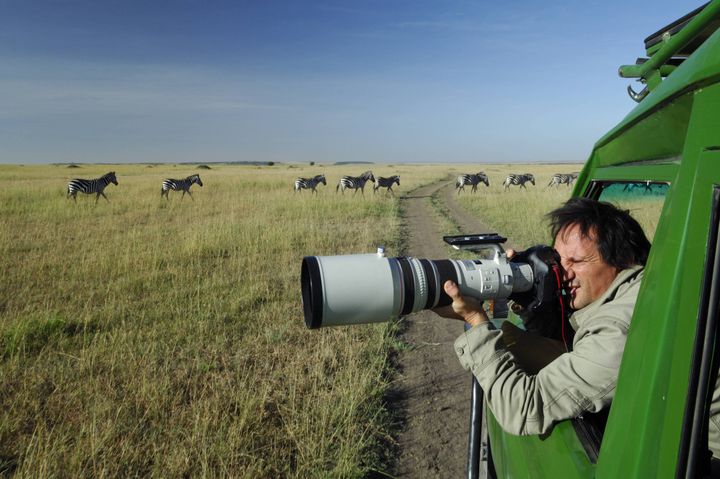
[503,173,535,191]
[455,172,490,195]
[336,171,375,195]
[294,174,327,194]
[373,175,400,196]
[161,174,203,200]
[547,173,578,188]
[67,171,118,203]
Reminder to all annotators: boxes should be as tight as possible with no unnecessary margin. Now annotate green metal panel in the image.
[593,95,692,168]
[487,412,595,478]
[588,164,679,183]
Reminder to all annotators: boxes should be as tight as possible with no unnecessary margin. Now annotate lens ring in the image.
[397,258,416,316]
[301,257,324,329]
[408,258,428,309]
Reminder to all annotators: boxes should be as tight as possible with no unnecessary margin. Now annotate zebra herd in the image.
[65,169,579,204]
[294,171,401,196]
[66,172,204,203]
[455,172,579,194]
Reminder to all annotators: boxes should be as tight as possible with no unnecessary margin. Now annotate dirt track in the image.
[388,179,505,477]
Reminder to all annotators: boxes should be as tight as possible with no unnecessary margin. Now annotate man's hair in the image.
[547,197,651,269]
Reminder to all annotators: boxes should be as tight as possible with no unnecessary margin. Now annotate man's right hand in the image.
[433,280,489,327]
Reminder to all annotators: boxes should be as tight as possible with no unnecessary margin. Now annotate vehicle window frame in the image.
[677,186,720,478]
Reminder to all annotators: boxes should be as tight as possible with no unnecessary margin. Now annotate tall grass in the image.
[454,165,663,246]
[453,165,582,247]
[7,162,655,477]
[0,163,448,477]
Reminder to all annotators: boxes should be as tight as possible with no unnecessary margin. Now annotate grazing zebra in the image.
[455,172,490,195]
[547,173,578,188]
[336,171,375,195]
[294,174,327,193]
[503,173,535,191]
[67,171,118,203]
[161,174,203,200]
[374,175,400,195]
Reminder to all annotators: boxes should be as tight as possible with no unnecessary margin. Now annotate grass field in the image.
[0,162,588,477]
[453,165,581,247]
[454,166,663,246]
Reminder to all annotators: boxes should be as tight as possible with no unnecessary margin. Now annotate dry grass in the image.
[2,162,661,477]
[0,163,450,477]
[450,164,582,247]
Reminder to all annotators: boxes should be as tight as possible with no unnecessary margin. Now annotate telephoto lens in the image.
[301,248,534,329]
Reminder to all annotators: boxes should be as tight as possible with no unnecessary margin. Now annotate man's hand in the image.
[433,280,489,327]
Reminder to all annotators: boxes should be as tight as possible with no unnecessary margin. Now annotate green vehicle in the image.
[480,1,720,477]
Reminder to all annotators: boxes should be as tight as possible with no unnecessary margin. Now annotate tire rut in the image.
[389,179,500,478]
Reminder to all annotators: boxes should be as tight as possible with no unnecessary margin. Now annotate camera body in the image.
[301,234,562,329]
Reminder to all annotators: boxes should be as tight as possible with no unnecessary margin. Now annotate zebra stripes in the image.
[161,174,203,200]
[373,175,400,195]
[503,173,535,191]
[336,171,375,195]
[547,173,578,188]
[294,175,327,193]
[67,171,118,203]
[455,172,489,195]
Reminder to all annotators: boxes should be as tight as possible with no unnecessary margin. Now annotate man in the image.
[435,197,650,435]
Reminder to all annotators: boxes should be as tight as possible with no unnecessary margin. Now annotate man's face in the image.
[554,223,620,310]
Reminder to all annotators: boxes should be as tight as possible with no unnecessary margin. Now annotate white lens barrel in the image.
[301,253,535,328]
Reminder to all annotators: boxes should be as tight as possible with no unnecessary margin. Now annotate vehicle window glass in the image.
[595,182,669,241]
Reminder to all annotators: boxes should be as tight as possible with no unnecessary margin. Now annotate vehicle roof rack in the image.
[619,1,720,102]
[643,2,714,56]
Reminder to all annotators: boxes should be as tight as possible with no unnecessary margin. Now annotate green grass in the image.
[453,165,582,247]
[0,163,452,477]
[8,162,663,477]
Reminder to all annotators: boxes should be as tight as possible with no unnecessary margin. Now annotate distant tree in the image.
[310,161,315,166]
[267,162,275,166]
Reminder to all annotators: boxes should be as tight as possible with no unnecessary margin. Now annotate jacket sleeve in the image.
[455,315,628,436]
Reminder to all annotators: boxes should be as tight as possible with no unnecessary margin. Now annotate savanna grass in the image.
[453,164,583,247]
[453,164,662,246]
[0,163,449,477]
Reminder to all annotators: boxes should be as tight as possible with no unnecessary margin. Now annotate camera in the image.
[301,234,562,329]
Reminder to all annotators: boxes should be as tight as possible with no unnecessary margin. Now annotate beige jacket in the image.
[454,265,644,436]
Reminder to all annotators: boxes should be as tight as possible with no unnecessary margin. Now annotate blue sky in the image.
[0,0,703,164]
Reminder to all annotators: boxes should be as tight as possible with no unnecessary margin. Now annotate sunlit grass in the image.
[0,163,453,477]
[3,162,665,477]
[13,161,679,479]
[452,164,581,247]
